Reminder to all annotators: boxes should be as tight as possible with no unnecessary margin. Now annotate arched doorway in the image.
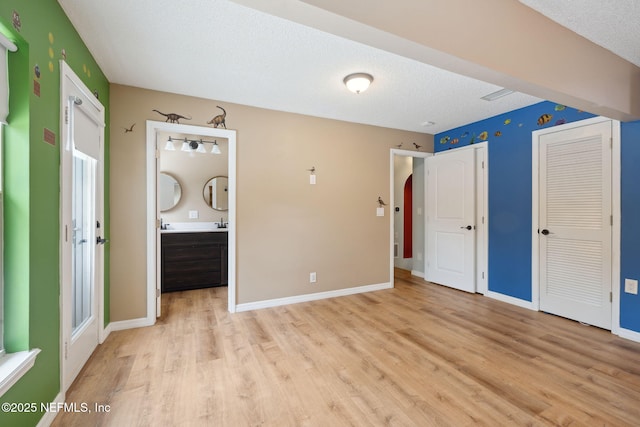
[403,175,413,258]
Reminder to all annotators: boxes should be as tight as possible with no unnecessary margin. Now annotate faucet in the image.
[219,217,227,228]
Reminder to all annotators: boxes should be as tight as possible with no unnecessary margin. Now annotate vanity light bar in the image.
[166,136,221,154]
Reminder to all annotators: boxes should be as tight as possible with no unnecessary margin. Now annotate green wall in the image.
[0,1,109,425]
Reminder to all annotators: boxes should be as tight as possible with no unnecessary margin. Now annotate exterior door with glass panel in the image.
[61,62,105,391]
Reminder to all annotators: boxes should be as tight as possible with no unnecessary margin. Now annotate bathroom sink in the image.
[161,222,228,233]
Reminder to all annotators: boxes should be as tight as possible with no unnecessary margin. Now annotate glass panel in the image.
[71,152,96,334]
[0,125,4,353]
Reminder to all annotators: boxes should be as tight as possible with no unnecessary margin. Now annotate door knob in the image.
[460,225,472,230]
[96,236,108,245]
[541,229,550,235]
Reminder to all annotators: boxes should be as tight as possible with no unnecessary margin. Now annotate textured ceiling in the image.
[519,0,640,67]
[57,0,548,134]
[57,0,638,134]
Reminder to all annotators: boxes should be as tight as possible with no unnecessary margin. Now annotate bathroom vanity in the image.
[161,229,228,293]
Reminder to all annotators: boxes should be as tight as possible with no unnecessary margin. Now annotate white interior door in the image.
[539,120,612,329]
[426,149,476,292]
[61,62,105,391]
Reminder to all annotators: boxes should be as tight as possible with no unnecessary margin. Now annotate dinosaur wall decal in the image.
[152,109,191,124]
[207,106,227,128]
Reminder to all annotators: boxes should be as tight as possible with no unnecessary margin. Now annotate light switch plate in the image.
[189,210,199,219]
[624,278,638,295]
[376,207,384,217]
[310,175,316,185]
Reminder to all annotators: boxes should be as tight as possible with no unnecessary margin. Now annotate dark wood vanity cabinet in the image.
[161,232,228,293]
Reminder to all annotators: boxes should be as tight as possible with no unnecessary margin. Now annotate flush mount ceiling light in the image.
[481,88,514,101]
[343,73,373,94]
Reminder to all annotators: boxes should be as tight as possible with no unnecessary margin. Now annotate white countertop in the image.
[160,221,228,233]
[161,228,228,233]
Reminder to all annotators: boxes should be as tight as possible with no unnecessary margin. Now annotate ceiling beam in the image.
[234,0,640,122]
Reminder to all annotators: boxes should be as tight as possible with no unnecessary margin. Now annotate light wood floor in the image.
[53,270,640,426]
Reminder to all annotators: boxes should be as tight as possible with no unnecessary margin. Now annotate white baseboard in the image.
[36,391,64,427]
[107,317,155,332]
[617,327,640,343]
[411,270,425,278]
[235,282,393,312]
[486,292,640,344]
[485,290,536,310]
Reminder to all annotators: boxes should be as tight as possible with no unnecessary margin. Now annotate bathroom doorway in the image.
[146,121,237,319]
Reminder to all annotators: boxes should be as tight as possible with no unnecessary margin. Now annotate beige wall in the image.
[110,84,433,321]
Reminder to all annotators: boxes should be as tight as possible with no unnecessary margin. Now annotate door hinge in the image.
[482,272,485,279]
[482,161,485,169]
[64,341,68,360]
[610,291,613,302]
[610,215,613,226]
[155,149,160,159]
[64,106,69,124]
[156,288,160,298]
[482,216,485,224]
[156,219,161,229]
[65,225,68,242]
[610,137,613,149]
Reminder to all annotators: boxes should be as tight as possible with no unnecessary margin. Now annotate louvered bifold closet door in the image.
[539,120,612,329]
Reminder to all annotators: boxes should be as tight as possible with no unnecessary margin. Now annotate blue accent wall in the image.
[435,100,640,334]
[620,121,640,332]
[435,101,595,302]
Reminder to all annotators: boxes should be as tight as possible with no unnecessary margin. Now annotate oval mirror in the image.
[159,172,182,211]
[203,176,229,211]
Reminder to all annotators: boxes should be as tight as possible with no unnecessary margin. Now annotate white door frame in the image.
[146,121,237,320]
[531,116,621,334]
[60,61,106,392]
[389,149,432,285]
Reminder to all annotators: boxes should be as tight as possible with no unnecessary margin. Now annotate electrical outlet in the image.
[309,272,317,283]
[624,278,638,295]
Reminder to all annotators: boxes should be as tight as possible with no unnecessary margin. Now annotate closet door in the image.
[539,120,612,329]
